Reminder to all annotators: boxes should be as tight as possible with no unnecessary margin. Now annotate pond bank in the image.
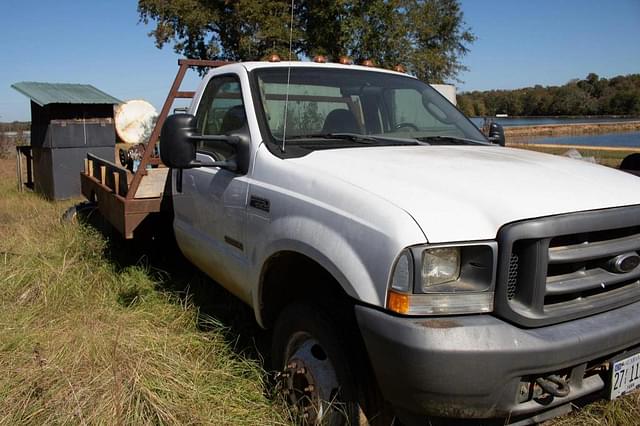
[503,121,640,137]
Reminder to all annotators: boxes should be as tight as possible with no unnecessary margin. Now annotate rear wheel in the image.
[272,302,390,425]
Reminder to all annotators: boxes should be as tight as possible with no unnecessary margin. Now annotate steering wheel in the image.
[393,122,419,132]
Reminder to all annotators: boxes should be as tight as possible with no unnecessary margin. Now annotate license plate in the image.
[610,351,640,400]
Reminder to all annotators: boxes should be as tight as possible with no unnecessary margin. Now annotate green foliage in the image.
[459,73,640,117]
[137,0,475,82]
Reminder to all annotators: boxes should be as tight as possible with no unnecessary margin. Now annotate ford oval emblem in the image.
[608,252,640,274]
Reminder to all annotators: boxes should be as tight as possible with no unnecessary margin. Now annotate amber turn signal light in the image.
[387,290,410,314]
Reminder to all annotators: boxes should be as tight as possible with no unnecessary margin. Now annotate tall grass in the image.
[0,158,287,425]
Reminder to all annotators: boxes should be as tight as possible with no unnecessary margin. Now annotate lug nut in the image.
[297,367,306,374]
[304,384,315,392]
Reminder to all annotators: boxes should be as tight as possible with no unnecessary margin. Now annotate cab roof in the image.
[237,61,416,78]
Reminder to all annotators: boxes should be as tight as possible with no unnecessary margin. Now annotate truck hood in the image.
[291,145,640,243]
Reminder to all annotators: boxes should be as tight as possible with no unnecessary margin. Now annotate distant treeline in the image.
[0,121,30,132]
[458,73,640,117]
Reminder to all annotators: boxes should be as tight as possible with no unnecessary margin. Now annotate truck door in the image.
[173,74,251,303]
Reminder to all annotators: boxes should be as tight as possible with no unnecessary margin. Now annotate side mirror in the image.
[160,113,238,170]
[160,114,199,169]
[488,123,505,146]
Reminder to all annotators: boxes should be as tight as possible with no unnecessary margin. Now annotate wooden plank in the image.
[113,171,120,196]
[86,153,130,196]
[16,148,23,192]
[134,168,170,199]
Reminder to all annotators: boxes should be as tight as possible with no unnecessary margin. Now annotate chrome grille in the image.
[496,206,640,327]
[545,226,640,306]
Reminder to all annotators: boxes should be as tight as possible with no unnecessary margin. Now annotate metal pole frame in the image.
[126,59,232,200]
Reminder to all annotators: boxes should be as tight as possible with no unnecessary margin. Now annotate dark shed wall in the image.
[29,102,115,149]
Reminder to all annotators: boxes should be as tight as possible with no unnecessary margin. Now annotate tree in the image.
[138,0,476,82]
[457,73,640,117]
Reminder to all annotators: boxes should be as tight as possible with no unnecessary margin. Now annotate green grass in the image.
[2,154,640,425]
[0,159,288,425]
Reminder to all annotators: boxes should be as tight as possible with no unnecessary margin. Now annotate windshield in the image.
[253,67,486,150]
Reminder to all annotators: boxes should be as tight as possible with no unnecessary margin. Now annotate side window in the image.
[195,76,246,158]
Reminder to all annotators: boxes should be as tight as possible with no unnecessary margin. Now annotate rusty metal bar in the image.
[126,59,232,200]
[178,59,230,67]
[175,91,196,98]
[126,61,189,199]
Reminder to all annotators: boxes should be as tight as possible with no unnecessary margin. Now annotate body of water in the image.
[512,131,640,148]
[469,116,640,127]
[467,116,640,148]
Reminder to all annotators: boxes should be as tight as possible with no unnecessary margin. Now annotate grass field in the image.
[1,148,640,425]
[0,157,288,424]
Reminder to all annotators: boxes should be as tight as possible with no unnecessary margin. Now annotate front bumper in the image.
[355,300,640,421]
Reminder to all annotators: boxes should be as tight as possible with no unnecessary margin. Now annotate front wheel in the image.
[272,302,389,425]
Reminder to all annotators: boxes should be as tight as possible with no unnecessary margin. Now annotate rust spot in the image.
[416,319,462,329]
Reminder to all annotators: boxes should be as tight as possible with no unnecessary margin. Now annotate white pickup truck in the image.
[159,61,640,425]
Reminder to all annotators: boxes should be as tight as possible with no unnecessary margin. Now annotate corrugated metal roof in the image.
[11,82,121,106]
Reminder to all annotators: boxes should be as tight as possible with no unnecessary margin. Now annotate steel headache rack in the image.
[79,59,230,238]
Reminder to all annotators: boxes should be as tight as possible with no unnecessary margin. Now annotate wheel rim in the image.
[281,331,340,423]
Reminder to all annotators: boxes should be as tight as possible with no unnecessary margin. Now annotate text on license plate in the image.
[610,352,640,400]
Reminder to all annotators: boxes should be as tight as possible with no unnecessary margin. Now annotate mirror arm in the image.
[187,159,237,172]
[186,134,241,146]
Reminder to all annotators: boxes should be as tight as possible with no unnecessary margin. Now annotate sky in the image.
[1,0,639,122]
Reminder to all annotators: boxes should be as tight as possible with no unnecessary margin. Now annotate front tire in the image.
[272,302,389,425]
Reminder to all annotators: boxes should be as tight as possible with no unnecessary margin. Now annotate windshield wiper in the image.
[415,135,488,145]
[287,132,378,144]
[287,132,421,145]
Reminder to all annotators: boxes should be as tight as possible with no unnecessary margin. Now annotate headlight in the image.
[421,247,460,289]
[387,242,497,315]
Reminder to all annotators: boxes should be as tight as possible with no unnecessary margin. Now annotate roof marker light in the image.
[313,55,328,63]
[393,64,406,73]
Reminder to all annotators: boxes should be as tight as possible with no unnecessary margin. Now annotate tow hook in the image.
[536,375,571,397]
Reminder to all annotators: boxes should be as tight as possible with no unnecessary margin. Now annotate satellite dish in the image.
[115,100,158,144]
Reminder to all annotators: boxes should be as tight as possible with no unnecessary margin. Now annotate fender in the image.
[251,216,380,327]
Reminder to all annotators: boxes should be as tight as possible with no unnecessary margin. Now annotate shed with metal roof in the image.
[12,81,121,199]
